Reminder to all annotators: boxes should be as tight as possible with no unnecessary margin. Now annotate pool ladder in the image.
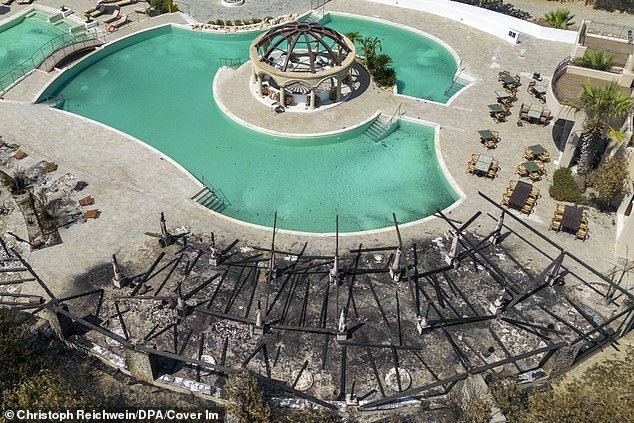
[363,104,404,142]
[192,186,230,213]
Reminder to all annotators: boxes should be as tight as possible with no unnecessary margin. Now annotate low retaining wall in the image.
[368,0,577,44]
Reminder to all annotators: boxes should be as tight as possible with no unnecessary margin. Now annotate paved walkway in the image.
[511,0,634,30]
[0,0,624,299]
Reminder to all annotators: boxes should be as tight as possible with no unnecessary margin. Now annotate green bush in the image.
[586,156,630,210]
[549,167,588,204]
[571,49,614,71]
[234,19,243,26]
[215,19,224,25]
[225,20,233,26]
[149,0,179,13]
[544,8,575,29]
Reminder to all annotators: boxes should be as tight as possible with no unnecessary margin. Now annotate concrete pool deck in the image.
[0,0,624,300]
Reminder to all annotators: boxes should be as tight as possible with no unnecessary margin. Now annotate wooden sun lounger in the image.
[78,196,94,206]
[2,0,15,5]
[109,16,129,29]
[103,9,121,24]
[90,4,107,18]
[16,0,34,4]
[113,0,137,7]
[83,209,99,219]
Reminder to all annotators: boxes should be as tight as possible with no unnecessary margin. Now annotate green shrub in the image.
[549,167,588,204]
[225,20,233,26]
[252,18,262,23]
[215,19,224,25]
[234,19,243,26]
[571,49,614,71]
[263,16,273,21]
[149,0,179,13]
[586,156,630,210]
[544,8,575,29]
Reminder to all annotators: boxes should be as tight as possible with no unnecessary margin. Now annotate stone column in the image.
[309,87,316,110]
[46,304,75,340]
[125,348,161,384]
[280,86,286,106]
[336,76,342,102]
[256,74,263,96]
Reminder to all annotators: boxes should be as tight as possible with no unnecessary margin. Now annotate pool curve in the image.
[37,18,463,233]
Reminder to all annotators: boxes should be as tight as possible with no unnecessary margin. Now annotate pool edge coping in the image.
[25,20,468,238]
[328,11,476,107]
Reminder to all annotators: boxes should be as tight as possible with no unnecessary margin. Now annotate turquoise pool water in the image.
[40,23,460,233]
[324,14,459,103]
[0,10,72,89]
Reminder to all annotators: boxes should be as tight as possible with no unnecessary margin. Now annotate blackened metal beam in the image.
[114,301,129,340]
[155,255,183,296]
[479,191,634,302]
[470,341,566,374]
[366,349,385,398]
[10,248,55,300]
[360,373,468,409]
[367,278,390,327]
[185,273,222,302]
[292,360,309,388]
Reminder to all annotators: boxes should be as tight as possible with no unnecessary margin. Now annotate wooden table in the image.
[495,89,513,100]
[527,104,543,121]
[508,181,532,211]
[561,206,583,234]
[475,154,493,174]
[478,129,495,140]
[500,75,516,84]
[488,104,504,113]
[521,160,541,173]
[533,84,547,95]
[527,144,547,155]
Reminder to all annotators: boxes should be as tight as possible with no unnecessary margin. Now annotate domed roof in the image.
[253,22,354,74]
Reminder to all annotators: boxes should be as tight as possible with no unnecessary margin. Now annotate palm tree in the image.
[545,8,575,29]
[374,53,393,69]
[571,50,614,71]
[344,32,362,45]
[567,81,634,174]
[361,36,382,69]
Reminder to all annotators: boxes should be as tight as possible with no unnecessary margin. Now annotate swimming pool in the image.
[323,14,461,103]
[39,22,460,233]
[0,10,73,90]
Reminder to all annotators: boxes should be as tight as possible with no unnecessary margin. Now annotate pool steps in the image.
[191,187,229,213]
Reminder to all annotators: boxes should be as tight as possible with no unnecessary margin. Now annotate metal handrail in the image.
[550,56,571,104]
[0,30,103,93]
[387,102,404,127]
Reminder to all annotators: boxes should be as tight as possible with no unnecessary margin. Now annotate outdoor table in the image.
[475,154,493,174]
[508,181,532,211]
[488,104,504,113]
[478,129,495,140]
[533,84,547,95]
[527,144,547,155]
[527,104,543,121]
[495,89,512,99]
[561,206,584,234]
[500,75,516,84]
[521,160,541,174]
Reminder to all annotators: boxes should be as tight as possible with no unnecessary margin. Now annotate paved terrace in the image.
[0,0,623,300]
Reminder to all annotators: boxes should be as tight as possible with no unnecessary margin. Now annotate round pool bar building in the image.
[249,22,356,110]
